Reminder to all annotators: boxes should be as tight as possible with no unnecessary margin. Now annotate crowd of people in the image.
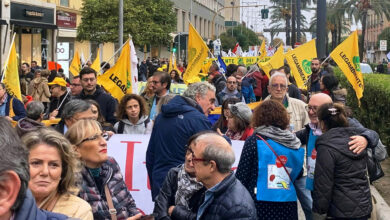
[0,56,385,220]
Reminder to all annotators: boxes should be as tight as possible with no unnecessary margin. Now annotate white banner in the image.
[107,134,245,215]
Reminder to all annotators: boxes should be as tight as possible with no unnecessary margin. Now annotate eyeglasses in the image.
[78,132,110,145]
[188,148,209,164]
[305,105,318,113]
[271,84,287,90]
[151,81,161,85]
[227,81,237,84]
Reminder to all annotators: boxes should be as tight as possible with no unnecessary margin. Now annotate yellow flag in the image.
[285,39,317,89]
[172,53,182,75]
[97,39,131,101]
[90,49,101,73]
[258,45,285,78]
[259,40,267,60]
[168,53,174,73]
[69,51,82,76]
[3,37,22,101]
[330,31,363,103]
[183,23,209,84]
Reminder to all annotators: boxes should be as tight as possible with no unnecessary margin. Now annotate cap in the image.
[228,102,252,124]
[48,77,67,87]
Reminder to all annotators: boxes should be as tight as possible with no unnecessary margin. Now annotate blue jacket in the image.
[197,173,257,220]
[4,94,26,121]
[14,189,68,220]
[146,96,212,200]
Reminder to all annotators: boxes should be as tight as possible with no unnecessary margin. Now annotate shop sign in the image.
[24,9,44,18]
[56,11,76,28]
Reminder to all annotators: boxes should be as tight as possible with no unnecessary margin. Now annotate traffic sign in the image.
[380,40,387,51]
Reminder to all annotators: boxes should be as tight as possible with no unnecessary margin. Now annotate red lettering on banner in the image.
[121,141,141,191]
[143,162,151,190]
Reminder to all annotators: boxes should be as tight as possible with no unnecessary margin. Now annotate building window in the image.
[60,0,69,7]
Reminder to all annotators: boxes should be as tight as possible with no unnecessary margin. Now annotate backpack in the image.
[117,118,150,134]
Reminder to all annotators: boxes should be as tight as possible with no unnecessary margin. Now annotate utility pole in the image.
[119,0,124,47]
[316,0,326,58]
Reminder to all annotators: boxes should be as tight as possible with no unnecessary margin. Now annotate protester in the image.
[100,62,110,73]
[312,103,372,219]
[16,101,45,137]
[226,63,238,77]
[29,69,51,109]
[155,93,177,116]
[114,94,152,134]
[65,119,142,220]
[149,71,171,120]
[224,102,253,141]
[170,70,183,84]
[54,99,94,134]
[22,128,93,219]
[77,67,117,124]
[0,118,67,220]
[216,76,244,105]
[190,133,257,219]
[85,99,115,133]
[141,76,155,103]
[308,58,328,93]
[31,60,41,74]
[246,64,267,101]
[320,74,347,105]
[139,60,148,82]
[236,100,304,220]
[70,75,82,97]
[321,58,334,75]
[208,62,226,95]
[146,82,216,200]
[153,132,208,220]
[47,77,71,120]
[277,65,301,100]
[212,98,240,134]
[0,82,26,121]
[20,62,34,95]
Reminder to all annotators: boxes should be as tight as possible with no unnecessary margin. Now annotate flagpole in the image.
[1,33,16,82]
[320,55,331,66]
[99,38,129,74]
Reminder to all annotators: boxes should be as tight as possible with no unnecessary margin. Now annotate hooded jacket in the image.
[30,77,51,102]
[16,117,45,136]
[78,85,117,124]
[146,95,212,200]
[313,127,372,219]
[113,115,153,134]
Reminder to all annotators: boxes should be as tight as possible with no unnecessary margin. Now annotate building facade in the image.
[365,10,390,63]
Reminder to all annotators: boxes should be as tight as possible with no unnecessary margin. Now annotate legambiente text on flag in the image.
[183,23,209,84]
[3,35,22,101]
[285,39,317,89]
[97,39,131,101]
[330,30,364,104]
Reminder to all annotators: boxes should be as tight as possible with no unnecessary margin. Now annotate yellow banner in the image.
[183,23,209,84]
[3,38,22,101]
[285,39,317,89]
[258,45,285,78]
[97,39,131,101]
[90,49,101,73]
[330,31,363,103]
[69,51,82,77]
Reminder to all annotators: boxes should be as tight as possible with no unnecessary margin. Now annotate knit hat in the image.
[228,102,252,124]
[48,77,67,87]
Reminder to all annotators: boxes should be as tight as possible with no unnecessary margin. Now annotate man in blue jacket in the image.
[0,83,26,121]
[146,82,216,200]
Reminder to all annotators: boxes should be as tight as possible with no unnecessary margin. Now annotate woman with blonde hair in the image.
[66,119,142,220]
[22,127,93,219]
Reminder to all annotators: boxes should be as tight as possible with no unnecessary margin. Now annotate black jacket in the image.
[295,117,379,149]
[153,166,206,220]
[211,74,226,95]
[313,127,372,219]
[78,85,117,124]
[197,173,257,220]
[46,91,71,119]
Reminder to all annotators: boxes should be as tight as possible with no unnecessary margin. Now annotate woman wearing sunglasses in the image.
[66,119,142,220]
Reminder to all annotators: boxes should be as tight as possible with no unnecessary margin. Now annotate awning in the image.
[10,20,57,29]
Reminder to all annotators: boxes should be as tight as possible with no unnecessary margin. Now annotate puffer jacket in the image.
[197,173,257,220]
[113,115,153,134]
[313,127,372,219]
[153,166,206,220]
[16,117,45,136]
[30,77,51,102]
[78,157,139,220]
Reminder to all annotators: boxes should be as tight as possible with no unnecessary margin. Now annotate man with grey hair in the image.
[16,101,45,136]
[147,82,216,200]
[190,133,256,219]
[55,99,94,134]
[0,118,67,219]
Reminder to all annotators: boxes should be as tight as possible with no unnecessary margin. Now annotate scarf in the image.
[309,123,323,136]
[255,125,301,149]
[175,165,203,208]
[225,128,244,140]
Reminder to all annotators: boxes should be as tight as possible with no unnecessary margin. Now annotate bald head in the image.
[194,133,235,173]
[308,93,333,124]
